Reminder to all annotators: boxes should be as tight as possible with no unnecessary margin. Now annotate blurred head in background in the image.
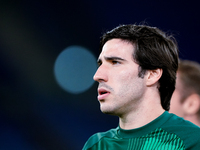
[170,59,200,126]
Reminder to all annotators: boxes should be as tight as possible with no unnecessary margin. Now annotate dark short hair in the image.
[99,24,179,111]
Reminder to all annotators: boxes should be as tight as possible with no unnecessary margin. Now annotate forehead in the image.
[99,39,135,60]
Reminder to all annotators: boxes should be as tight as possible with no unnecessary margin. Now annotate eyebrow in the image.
[97,56,126,64]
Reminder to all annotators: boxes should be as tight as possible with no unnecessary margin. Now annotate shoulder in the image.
[163,112,200,134]
[162,112,200,149]
[165,112,200,130]
[82,127,117,150]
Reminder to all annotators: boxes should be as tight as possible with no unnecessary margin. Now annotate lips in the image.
[97,88,110,100]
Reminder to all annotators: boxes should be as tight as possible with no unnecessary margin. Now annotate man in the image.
[83,24,200,150]
[170,59,200,126]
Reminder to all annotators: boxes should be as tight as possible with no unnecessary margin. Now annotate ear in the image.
[146,68,163,86]
[183,94,200,115]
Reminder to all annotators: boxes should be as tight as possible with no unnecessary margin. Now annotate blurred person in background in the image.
[170,59,200,126]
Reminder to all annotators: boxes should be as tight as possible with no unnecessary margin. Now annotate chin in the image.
[100,103,118,115]
[101,108,117,116]
[101,107,111,114]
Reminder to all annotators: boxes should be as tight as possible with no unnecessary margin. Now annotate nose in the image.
[93,65,108,82]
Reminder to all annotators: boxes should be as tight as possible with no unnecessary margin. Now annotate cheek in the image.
[119,69,138,80]
[117,72,144,96]
[112,68,140,94]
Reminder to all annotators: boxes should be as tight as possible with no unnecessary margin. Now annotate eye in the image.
[97,60,102,67]
[112,60,120,65]
[97,62,102,67]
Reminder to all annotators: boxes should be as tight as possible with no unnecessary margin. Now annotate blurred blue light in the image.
[54,45,97,94]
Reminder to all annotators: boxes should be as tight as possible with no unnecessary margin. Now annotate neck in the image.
[119,107,165,130]
[119,90,165,129]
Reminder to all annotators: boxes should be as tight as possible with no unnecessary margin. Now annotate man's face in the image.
[93,39,147,116]
[169,73,185,117]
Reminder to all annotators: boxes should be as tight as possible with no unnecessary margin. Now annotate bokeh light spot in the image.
[54,45,97,94]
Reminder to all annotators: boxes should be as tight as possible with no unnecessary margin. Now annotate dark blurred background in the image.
[0,0,200,149]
